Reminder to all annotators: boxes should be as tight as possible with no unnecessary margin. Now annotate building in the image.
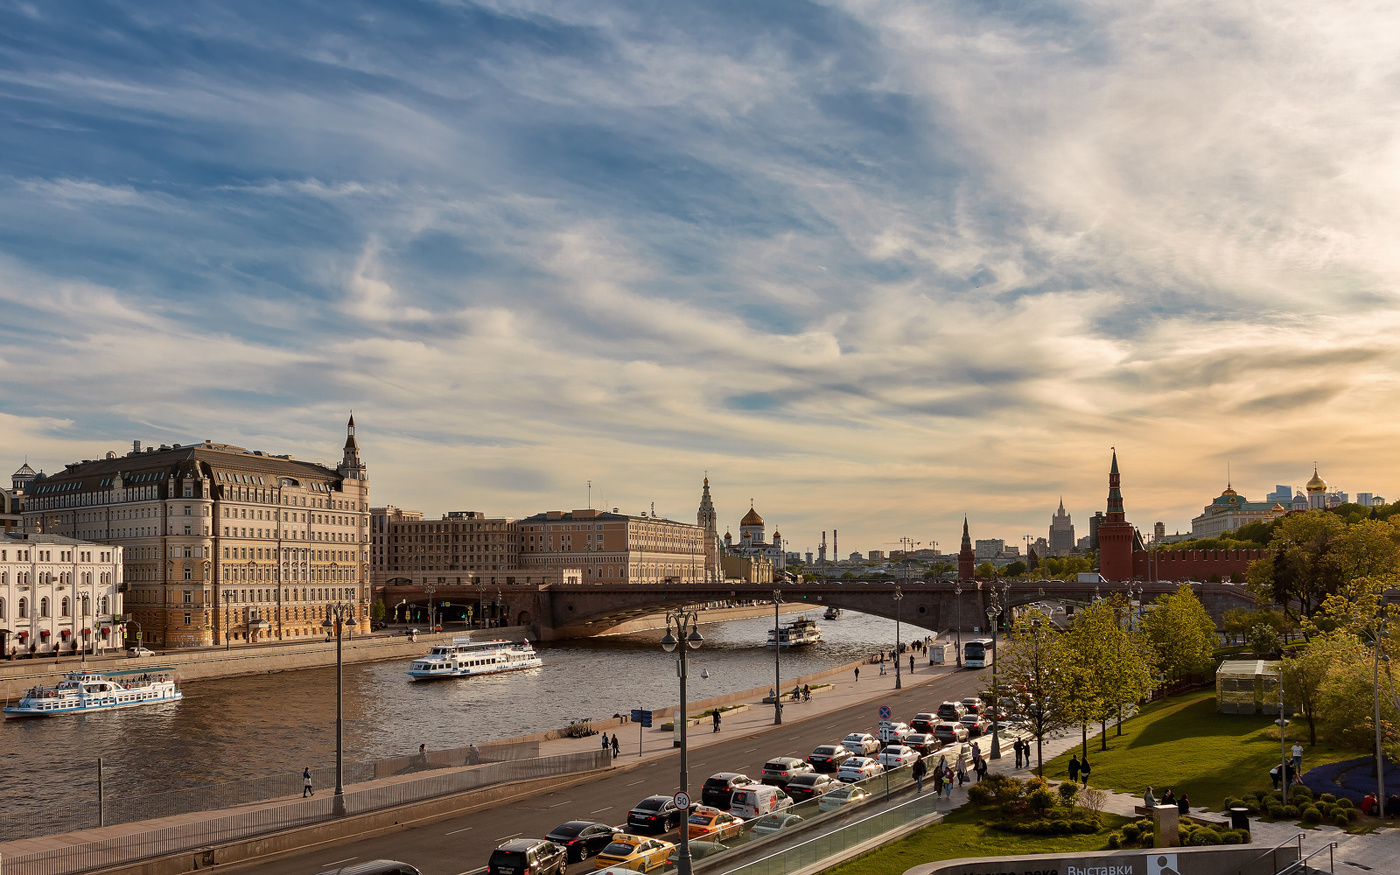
[374,508,532,588]
[1152,521,1165,544]
[1306,467,1328,509]
[974,539,1004,561]
[958,518,975,580]
[867,549,885,561]
[721,552,774,583]
[1096,451,1136,582]
[369,505,423,588]
[20,418,371,648]
[1266,485,1292,504]
[696,477,723,582]
[1,533,123,658]
[520,508,705,585]
[1189,483,1288,538]
[722,503,786,572]
[1048,498,1075,556]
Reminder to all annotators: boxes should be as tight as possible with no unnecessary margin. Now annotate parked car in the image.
[665,841,727,867]
[783,772,838,802]
[749,812,804,837]
[877,721,911,745]
[627,796,682,833]
[488,839,566,875]
[317,862,421,875]
[806,744,854,773]
[903,732,940,757]
[935,701,966,722]
[841,732,880,756]
[730,785,792,819]
[959,714,991,737]
[933,722,970,743]
[761,756,814,787]
[877,745,921,769]
[593,835,673,872]
[686,807,744,841]
[545,821,622,862]
[837,757,885,783]
[959,696,985,715]
[127,646,155,657]
[909,712,938,734]
[818,784,871,812]
[701,772,754,809]
[370,620,388,631]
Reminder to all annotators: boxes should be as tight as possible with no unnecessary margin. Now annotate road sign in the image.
[631,709,653,727]
[674,791,691,810]
[878,705,892,721]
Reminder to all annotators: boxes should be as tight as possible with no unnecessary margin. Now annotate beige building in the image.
[21,418,370,648]
[721,551,774,584]
[1,533,123,658]
[372,508,544,588]
[519,508,705,585]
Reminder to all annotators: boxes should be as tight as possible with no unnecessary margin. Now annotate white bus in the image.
[964,638,994,668]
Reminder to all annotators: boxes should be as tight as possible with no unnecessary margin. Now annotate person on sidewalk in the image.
[1177,792,1190,815]
[912,756,927,793]
[612,734,620,758]
[302,767,313,798]
[1012,738,1022,769]
[602,733,611,755]
[713,709,721,733]
[1270,764,1281,790]
[854,666,860,681]
[942,766,954,799]
[1080,755,1091,787]
[1068,754,1081,784]
[909,654,915,674]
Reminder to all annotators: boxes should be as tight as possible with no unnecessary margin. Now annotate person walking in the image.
[931,760,943,796]
[854,666,860,681]
[611,733,620,758]
[602,733,611,755]
[302,767,313,797]
[942,766,954,799]
[1068,754,1081,784]
[713,709,721,733]
[912,756,927,793]
[1080,755,1091,787]
[910,654,916,674]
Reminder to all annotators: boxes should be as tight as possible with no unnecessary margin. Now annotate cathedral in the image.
[695,478,786,578]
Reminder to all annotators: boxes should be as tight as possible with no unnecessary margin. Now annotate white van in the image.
[730,784,792,820]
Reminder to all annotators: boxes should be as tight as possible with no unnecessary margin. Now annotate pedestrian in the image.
[956,757,967,787]
[611,733,620,758]
[1080,755,1091,787]
[1068,754,1081,784]
[302,767,313,797]
[910,654,915,674]
[912,756,926,793]
[1270,764,1281,790]
[1144,786,1156,808]
[713,709,721,733]
[942,766,954,798]
[1178,792,1190,815]
[879,662,886,676]
[854,666,860,681]
[1161,788,1176,807]
[469,743,481,764]
[931,761,943,796]
[802,684,811,702]
[1291,742,1303,774]
[602,733,610,755]
[419,743,429,766]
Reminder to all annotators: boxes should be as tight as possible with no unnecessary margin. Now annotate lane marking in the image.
[548,800,571,808]
[743,747,758,752]
[626,779,644,786]
[322,859,357,867]
[590,806,613,814]
[496,832,521,842]
[453,868,486,875]
[445,825,474,835]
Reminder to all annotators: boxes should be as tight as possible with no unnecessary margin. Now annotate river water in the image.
[1,611,908,837]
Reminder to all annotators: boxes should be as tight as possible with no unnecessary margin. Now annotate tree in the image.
[371,599,386,623]
[1246,511,1348,627]
[994,609,1072,775]
[1248,623,1281,657]
[1222,607,1254,644]
[1062,599,1155,751]
[975,561,996,578]
[1002,561,1027,577]
[1139,584,1217,685]
[1281,632,1363,746]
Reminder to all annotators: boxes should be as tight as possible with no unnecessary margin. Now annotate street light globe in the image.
[686,626,704,649]
[660,629,678,652]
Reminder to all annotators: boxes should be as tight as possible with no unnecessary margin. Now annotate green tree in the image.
[1281,632,1363,746]
[1002,560,1028,577]
[994,609,1071,775]
[371,599,386,623]
[1222,607,1253,644]
[1139,584,1217,684]
[975,561,996,579]
[1063,599,1155,751]
[1248,623,1281,656]
[1246,511,1348,627]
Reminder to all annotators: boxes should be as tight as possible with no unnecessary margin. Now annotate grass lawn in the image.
[1040,690,1367,810]
[823,805,1132,875]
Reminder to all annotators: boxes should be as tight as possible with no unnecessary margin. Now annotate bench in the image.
[1133,805,1230,828]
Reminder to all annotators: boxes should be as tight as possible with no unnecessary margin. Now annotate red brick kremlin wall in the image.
[1131,548,1266,582]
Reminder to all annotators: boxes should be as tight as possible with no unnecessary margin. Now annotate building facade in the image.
[722,503,786,572]
[1048,498,1075,556]
[20,418,370,648]
[696,477,723,582]
[1189,483,1287,538]
[1,534,123,658]
[520,508,705,585]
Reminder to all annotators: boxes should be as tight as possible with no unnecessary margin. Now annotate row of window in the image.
[0,595,112,620]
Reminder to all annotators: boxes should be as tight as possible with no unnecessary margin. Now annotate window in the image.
[183,566,193,581]
[18,598,27,619]
[183,590,192,604]
[40,597,50,618]
[184,612,191,626]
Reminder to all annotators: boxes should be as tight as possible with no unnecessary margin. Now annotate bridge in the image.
[379,578,1259,640]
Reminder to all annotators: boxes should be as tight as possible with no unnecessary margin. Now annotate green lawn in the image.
[1040,690,1366,810]
[823,805,1132,875]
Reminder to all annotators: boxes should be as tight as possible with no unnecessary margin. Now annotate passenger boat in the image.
[4,669,182,718]
[767,617,823,648]
[407,637,543,680]
[823,606,843,621]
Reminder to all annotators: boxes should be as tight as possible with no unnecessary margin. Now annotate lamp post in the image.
[321,601,353,815]
[894,586,904,690]
[423,582,437,631]
[661,609,704,875]
[772,589,783,725]
[986,589,1003,759]
[954,582,963,668]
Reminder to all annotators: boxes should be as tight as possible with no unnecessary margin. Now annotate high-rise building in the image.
[1048,498,1075,556]
[21,418,371,648]
[1266,485,1293,504]
[974,539,1004,560]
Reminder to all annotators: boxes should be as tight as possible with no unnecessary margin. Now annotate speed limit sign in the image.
[674,791,691,809]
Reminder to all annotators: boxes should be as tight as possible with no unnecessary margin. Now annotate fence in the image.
[4,749,607,875]
[8,739,539,841]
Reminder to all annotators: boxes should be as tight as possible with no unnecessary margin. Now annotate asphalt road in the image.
[224,667,988,875]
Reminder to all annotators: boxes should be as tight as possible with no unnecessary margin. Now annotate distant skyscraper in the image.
[1088,511,1106,550]
[1153,521,1165,544]
[1266,485,1293,504]
[1048,498,1075,556]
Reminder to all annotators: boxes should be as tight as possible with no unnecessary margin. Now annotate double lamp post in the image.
[661,608,704,875]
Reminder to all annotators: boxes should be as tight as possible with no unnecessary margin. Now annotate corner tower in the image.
[958,517,976,580]
[1097,449,1136,582]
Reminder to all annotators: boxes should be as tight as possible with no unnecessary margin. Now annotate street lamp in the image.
[423,582,437,631]
[772,590,783,725]
[894,586,904,690]
[954,582,963,668]
[661,609,704,875]
[321,601,354,815]
[986,589,1004,759]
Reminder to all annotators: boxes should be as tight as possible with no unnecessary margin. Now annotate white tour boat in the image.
[4,668,182,718]
[767,617,823,648]
[407,637,542,680]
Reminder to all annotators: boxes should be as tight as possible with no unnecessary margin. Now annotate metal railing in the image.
[1236,832,1305,875]
[3,749,608,875]
[1274,842,1337,875]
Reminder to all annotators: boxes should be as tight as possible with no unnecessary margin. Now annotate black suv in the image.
[487,839,566,875]
[627,794,682,833]
[701,772,753,809]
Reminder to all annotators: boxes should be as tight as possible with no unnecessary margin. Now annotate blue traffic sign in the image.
[631,709,653,727]
[878,705,892,721]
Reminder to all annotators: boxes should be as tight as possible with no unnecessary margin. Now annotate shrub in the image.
[1230,829,1252,844]
[1338,797,1356,810]
[1121,824,1141,843]
[1267,803,1286,819]
[1189,828,1223,846]
[1071,818,1098,834]
[1107,832,1123,849]
[1283,805,1300,818]
[1320,793,1337,804]
[1080,786,1108,815]
[1302,806,1322,825]
[1058,782,1080,807]
[967,784,994,808]
[1050,819,1071,833]
[1223,830,1243,844]
[1333,812,1350,828]
[1027,787,1057,815]
[1289,786,1314,805]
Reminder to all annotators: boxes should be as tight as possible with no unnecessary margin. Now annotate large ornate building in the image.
[696,477,723,582]
[20,418,371,648]
[1048,498,1075,556]
[1189,483,1287,538]
[1,533,123,658]
[722,502,786,572]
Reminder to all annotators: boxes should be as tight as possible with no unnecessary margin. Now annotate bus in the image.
[964,638,994,668]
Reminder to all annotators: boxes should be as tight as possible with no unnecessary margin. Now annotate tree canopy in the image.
[1138,583,1217,682]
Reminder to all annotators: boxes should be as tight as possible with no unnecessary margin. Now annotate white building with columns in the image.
[1,533,123,659]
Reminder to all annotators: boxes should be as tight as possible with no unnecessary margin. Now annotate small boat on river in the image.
[767,617,823,648]
[407,637,542,680]
[823,606,843,620]
[4,668,182,718]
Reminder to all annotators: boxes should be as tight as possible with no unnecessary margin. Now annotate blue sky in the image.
[2,0,1398,553]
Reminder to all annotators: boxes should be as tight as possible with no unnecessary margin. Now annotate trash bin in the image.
[1229,807,1251,830]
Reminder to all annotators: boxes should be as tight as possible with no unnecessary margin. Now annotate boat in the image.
[766,617,823,648]
[407,637,542,680]
[823,606,843,621]
[4,668,182,718]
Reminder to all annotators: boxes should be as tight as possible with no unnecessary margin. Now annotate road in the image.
[225,667,988,875]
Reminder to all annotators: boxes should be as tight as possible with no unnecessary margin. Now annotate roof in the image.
[2,532,109,546]
[13,462,35,476]
[23,442,344,498]
[740,506,764,527]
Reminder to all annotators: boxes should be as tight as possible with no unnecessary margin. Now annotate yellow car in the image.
[593,834,675,872]
[687,806,744,841]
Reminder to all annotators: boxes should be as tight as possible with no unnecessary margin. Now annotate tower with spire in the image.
[338,415,366,481]
[958,517,976,580]
[1048,497,1076,556]
[1097,449,1137,581]
[696,475,722,582]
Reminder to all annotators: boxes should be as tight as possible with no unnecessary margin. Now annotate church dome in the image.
[740,506,764,527]
[1272,502,1286,512]
[13,461,35,476]
[772,531,781,540]
[1306,466,1327,493]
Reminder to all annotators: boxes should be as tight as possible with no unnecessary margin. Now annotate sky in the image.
[1,0,1398,556]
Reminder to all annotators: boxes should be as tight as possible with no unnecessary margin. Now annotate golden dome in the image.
[1272,502,1286,512]
[1306,465,1327,493]
[740,506,764,527]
